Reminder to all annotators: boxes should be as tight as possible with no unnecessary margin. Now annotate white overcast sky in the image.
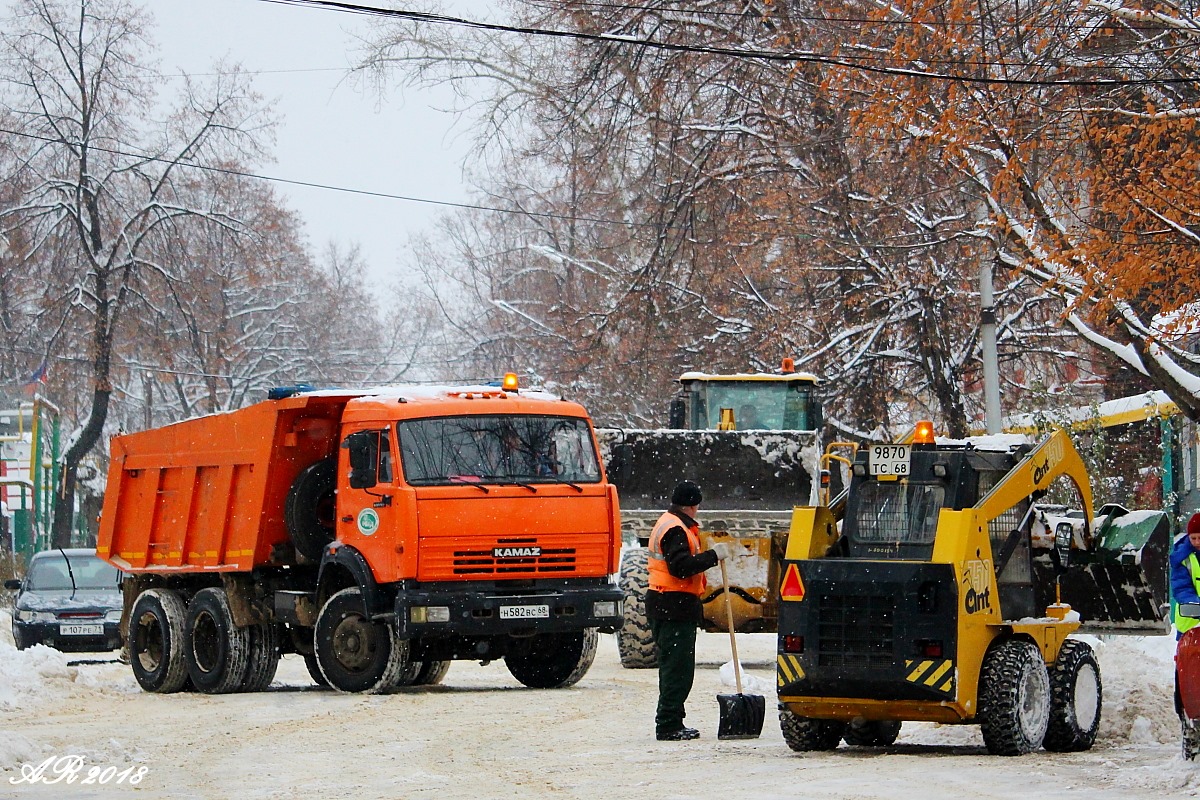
[150,0,491,284]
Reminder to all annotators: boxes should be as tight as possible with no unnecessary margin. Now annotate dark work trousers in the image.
[650,616,699,734]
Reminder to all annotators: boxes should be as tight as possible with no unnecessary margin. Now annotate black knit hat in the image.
[671,480,703,507]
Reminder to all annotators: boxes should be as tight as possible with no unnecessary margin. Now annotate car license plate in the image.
[499,604,549,620]
[869,444,910,476]
[60,623,103,636]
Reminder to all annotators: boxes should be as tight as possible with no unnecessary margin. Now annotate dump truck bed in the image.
[97,393,354,573]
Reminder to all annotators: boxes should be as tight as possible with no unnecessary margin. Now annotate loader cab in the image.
[668,361,821,431]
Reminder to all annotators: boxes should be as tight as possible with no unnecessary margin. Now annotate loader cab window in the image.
[397,414,602,486]
[846,480,945,558]
[690,380,820,431]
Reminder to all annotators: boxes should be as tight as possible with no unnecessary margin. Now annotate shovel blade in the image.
[717,692,765,740]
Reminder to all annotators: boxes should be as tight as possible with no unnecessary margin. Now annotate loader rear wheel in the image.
[1043,639,1101,752]
[314,587,406,694]
[240,622,282,693]
[185,587,251,694]
[505,628,598,688]
[285,458,337,562]
[843,719,902,747]
[780,708,846,751]
[129,589,190,693]
[617,548,658,669]
[978,638,1051,755]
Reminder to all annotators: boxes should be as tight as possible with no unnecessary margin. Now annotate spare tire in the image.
[286,458,337,562]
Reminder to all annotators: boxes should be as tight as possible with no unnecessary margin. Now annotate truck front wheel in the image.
[185,587,251,694]
[315,587,406,694]
[129,589,190,693]
[617,548,658,669]
[505,628,598,688]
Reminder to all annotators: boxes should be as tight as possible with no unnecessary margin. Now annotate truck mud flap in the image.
[1032,511,1171,634]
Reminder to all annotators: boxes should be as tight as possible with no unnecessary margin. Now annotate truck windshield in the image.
[696,380,817,430]
[397,415,602,485]
[850,481,945,546]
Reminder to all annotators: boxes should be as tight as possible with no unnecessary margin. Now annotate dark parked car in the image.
[5,548,122,652]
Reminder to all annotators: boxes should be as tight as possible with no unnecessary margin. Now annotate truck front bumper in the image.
[393,582,624,638]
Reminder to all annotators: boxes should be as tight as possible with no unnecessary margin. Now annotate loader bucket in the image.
[1032,509,1172,634]
[596,429,819,511]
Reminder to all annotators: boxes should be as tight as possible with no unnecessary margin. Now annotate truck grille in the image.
[816,593,896,668]
[453,540,577,575]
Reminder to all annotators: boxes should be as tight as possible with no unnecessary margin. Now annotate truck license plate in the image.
[869,444,910,476]
[60,623,103,636]
[499,604,549,620]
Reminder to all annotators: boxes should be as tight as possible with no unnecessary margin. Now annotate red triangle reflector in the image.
[780,563,805,601]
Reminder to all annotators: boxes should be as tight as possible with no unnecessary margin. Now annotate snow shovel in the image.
[716,558,765,740]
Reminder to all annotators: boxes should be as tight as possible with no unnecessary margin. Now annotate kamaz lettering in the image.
[494,546,541,558]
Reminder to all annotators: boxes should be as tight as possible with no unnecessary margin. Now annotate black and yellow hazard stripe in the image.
[777,654,805,688]
[904,658,955,695]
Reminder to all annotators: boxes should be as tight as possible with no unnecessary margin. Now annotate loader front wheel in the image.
[843,719,902,747]
[505,628,597,688]
[1043,639,1101,752]
[617,548,658,669]
[315,587,406,694]
[780,707,846,751]
[129,589,190,693]
[978,638,1050,755]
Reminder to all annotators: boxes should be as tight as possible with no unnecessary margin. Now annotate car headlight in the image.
[105,610,123,623]
[16,610,56,623]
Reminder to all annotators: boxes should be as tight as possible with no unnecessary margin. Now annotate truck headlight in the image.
[411,606,450,623]
[593,601,620,617]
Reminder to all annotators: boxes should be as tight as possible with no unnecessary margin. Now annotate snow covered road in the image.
[1,613,1197,799]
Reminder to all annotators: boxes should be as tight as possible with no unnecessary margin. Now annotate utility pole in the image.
[981,257,1003,434]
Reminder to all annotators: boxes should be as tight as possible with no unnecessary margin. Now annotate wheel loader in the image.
[596,359,823,668]
[775,423,1172,755]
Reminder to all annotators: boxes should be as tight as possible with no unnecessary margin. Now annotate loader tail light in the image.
[913,420,935,445]
[918,639,944,658]
[783,635,804,653]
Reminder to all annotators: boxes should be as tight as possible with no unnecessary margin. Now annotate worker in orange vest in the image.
[647,480,733,741]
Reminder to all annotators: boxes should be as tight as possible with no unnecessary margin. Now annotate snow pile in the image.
[0,610,136,717]
[1089,635,1179,745]
[718,660,774,695]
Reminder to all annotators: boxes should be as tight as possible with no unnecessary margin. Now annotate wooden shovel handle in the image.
[720,559,744,695]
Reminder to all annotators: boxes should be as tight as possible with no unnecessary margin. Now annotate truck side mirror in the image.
[1049,521,1073,573]
[3,578,20,591]
[344,431,379,490]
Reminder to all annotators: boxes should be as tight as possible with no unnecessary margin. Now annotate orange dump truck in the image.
[97,380,623,694]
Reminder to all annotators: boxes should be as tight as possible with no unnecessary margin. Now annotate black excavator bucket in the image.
[596,429,819,512]
[1032,506,1172,634]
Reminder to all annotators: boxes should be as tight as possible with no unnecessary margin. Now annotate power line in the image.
[260,0,1200,87]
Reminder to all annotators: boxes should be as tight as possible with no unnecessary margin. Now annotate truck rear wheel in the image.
[780,707,846,751]
[505,628,598,688]
[129,589,190,693]
[185,587,251,694]
[285,458,337,562]
[303,652,329,687]
[843,719,902,747]
[617,548,658,669]
[315,587,406,694]
[978,638,1051,755]
[1043,639,1101,752]
[413,660,451,686]
[240,622,282,693]
[1184,718,1200,761]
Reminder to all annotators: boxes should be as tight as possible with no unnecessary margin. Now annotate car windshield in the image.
[26,553,120,591]
[397,414,602,485]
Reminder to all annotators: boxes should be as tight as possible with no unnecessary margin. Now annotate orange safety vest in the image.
[648,511,706,596]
